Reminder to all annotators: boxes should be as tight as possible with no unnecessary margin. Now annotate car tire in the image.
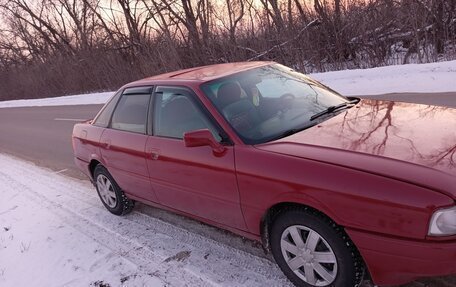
[270,208,364,287]
[93,165,135,216]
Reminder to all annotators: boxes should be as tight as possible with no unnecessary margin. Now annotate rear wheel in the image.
[94,165,135,215]
[270,208,364,287]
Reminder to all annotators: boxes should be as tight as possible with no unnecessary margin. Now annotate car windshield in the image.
[201,64,353,144]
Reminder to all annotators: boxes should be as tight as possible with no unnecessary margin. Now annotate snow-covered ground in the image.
[0,92,114,109]
[0,61,455,108]
[0,153,297,287]
[311,60,456,95]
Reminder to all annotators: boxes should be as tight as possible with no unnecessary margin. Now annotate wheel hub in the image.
[301,249,314,262]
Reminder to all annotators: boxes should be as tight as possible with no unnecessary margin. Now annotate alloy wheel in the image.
[280,225,338,286]
[96,174,117,208]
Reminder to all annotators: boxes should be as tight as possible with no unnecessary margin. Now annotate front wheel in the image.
[93,165,135,216]
[270,209,364,287]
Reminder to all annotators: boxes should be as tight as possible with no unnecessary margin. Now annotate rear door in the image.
[145,86,246,230]
[100,86,159,203]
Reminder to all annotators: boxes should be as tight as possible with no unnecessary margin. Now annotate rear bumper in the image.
[74,157,92,181]
[346,229,456,286]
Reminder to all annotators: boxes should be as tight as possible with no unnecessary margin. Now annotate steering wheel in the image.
[279,93,295,112]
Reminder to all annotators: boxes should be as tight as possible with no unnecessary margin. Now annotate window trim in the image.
[151,85,232,145]
[123,86,153,95]
[147,86,156,136]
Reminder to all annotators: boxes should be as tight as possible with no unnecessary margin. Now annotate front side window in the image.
[201,64,352,144]
[110,93,150,134]
[153,86,222,141]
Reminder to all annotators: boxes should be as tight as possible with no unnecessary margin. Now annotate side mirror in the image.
[184,129,227,156]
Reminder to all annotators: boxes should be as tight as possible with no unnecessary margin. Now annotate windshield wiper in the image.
[310,99,359,121]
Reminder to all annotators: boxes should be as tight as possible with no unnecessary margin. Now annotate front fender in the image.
[235,146,453,240]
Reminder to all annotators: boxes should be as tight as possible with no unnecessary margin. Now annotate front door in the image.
[145,86,246,230]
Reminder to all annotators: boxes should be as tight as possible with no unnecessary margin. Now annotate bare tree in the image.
[224,0,245,43]
[0,0,454,100]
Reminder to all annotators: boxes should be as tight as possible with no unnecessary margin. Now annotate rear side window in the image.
[92,92,121,127]
[110,93,151,134]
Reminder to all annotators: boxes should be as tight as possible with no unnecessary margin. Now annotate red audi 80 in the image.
[72,62,456,287]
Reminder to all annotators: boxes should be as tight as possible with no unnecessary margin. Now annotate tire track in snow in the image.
[0,169,215,287]
[4,156,289,283]
[0,154,293,286]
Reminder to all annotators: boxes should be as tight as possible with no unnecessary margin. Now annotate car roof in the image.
[132,61,273,85]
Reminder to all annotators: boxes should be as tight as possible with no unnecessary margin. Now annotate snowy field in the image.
[0,60,455,108]
[0,153,299,287]
[0,91,113,109]
[310,60,456,95]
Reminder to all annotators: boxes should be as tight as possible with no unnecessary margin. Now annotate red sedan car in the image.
[72,62,456,287]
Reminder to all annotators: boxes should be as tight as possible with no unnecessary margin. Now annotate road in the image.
[0,92,455,286]
[0,104,102,179]
[0,92,454,180]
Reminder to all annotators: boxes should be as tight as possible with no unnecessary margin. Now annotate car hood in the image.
[256,99,456,198]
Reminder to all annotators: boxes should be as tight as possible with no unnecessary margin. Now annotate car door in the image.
[100,86,159,203]
[145,86,246,230]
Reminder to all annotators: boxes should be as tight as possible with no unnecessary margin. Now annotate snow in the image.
[0,61,455,108]
[0,92,114,108]
[311,60,456,96]
[0,153,296,287]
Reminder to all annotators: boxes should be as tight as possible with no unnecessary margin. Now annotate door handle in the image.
[101,139,111,149]
[147,147,160,160]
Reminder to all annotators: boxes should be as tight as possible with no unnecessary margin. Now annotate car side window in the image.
[110,92,150,134]
[92,91,121,127]
[153,86,222,141]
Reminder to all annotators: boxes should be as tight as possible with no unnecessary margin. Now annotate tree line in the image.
[0,0,455,100]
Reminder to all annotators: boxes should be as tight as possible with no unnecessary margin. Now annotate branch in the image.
[236,45,257,53]
[247,19,321,61]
